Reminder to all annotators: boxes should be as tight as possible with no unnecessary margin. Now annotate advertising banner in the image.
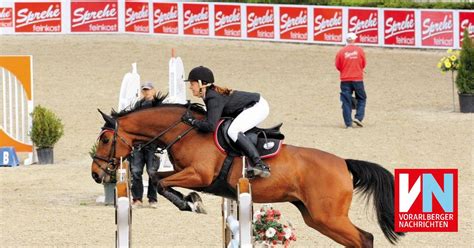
[246,5,274,39]
[71,1,118,33]
[0,7,13,28]
[125,1,149,33]
[348,8,379,44]
[459,11,474,47]
[0,1,469,50]
[313,7,343,43]
[183,3,209,36]
[15,2,62,33]
[279,6,308,41]
[421,10,454,47]
[214,4,241,38]
[153,2,178,34]
[384,9,416,46]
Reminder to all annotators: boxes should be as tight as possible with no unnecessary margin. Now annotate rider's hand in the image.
[182,112,195,126]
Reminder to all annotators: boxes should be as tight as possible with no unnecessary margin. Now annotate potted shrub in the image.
[456,29,474,113]
[30,105,64,164]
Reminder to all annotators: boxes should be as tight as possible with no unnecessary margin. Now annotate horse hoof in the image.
[185,192,202,203]
[185,192,207,214]
[195,201,207,214]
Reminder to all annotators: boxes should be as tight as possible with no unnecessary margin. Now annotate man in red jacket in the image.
[335,32,367,128]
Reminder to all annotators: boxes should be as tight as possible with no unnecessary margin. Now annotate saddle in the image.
[201,118,284,198]
[214,118,284,158]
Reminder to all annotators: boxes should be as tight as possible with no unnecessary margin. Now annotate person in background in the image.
[335,32,367,129]
[131,82,160,208]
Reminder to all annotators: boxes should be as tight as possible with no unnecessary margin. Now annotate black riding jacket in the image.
[194,88,260,133]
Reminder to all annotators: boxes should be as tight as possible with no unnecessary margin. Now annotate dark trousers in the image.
[340,81,367,127]
[131,144,160,202]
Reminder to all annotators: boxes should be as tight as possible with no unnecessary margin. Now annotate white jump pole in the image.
[238,157,252,248]
[115,157,131,248]
[223,157,253,248]
[238,184,252,247]
[223,198,239,248]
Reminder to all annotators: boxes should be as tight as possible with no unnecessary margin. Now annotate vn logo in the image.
[395,169,458,232]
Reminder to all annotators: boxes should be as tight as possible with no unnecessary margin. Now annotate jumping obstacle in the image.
[97,63,141,206]
[223,157,253,248]
[113,51,186,246]
[0,55,34,165]
[156,48,187,174]
[168,48,186,104]
[118,63,140,112]
[115,158,132,248]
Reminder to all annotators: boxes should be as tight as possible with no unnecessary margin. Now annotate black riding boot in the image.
[235,132,271,178]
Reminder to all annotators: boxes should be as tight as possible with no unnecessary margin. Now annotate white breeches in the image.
[227,97,269,142]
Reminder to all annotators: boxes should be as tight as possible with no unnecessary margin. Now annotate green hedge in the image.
[456,29,474,94]
[209,0,474,10]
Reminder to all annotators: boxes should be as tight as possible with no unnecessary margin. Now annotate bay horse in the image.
[91,94,404,247]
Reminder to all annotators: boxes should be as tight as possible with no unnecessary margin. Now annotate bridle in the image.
[93,106,195,176]
[92,123,133,177]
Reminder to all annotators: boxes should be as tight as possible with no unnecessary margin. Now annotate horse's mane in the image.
[110,91,206,118]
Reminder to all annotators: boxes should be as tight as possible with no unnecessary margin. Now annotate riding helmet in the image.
[185,66,214,84]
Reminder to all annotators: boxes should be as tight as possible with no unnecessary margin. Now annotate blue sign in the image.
[0,147,20,167]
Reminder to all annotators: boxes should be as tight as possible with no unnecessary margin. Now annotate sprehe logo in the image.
[395,169,458,232]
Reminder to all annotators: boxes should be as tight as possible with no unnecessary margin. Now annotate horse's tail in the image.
[345,159,405,244]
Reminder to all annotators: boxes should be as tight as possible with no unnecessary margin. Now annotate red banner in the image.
[246,5,274,39]
[421,11,453,47]
[313,8,342,43]
[125,1,149,33]
[348,8,378,44]
[279,6,307,41]
[459,11,474,47]
[183,3,209,36]
[214,4,241,38]
[153,2,178,34]
[15,2,62,33]
[71,1,118,32]
[0,8,13,28]
[384,10,415,46]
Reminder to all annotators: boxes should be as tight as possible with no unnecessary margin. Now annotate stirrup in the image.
[247,163,271,178]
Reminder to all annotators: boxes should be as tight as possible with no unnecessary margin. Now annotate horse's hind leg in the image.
[356,226,374,248]
[292,201,373,248]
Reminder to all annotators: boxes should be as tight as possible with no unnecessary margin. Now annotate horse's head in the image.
[91,109,133,184]
[90,96,207,183]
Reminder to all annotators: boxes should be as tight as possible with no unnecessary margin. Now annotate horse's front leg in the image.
[151,167,212,214]
[159,165,214,188]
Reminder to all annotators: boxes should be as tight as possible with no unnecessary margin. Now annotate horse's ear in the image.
[98,109,116,127]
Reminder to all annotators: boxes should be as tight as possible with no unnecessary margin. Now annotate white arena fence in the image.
[0,1,472,50]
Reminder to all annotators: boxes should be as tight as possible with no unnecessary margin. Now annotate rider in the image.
[182,66,271,178]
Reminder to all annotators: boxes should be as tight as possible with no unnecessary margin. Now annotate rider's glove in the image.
[182,112,196,126]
